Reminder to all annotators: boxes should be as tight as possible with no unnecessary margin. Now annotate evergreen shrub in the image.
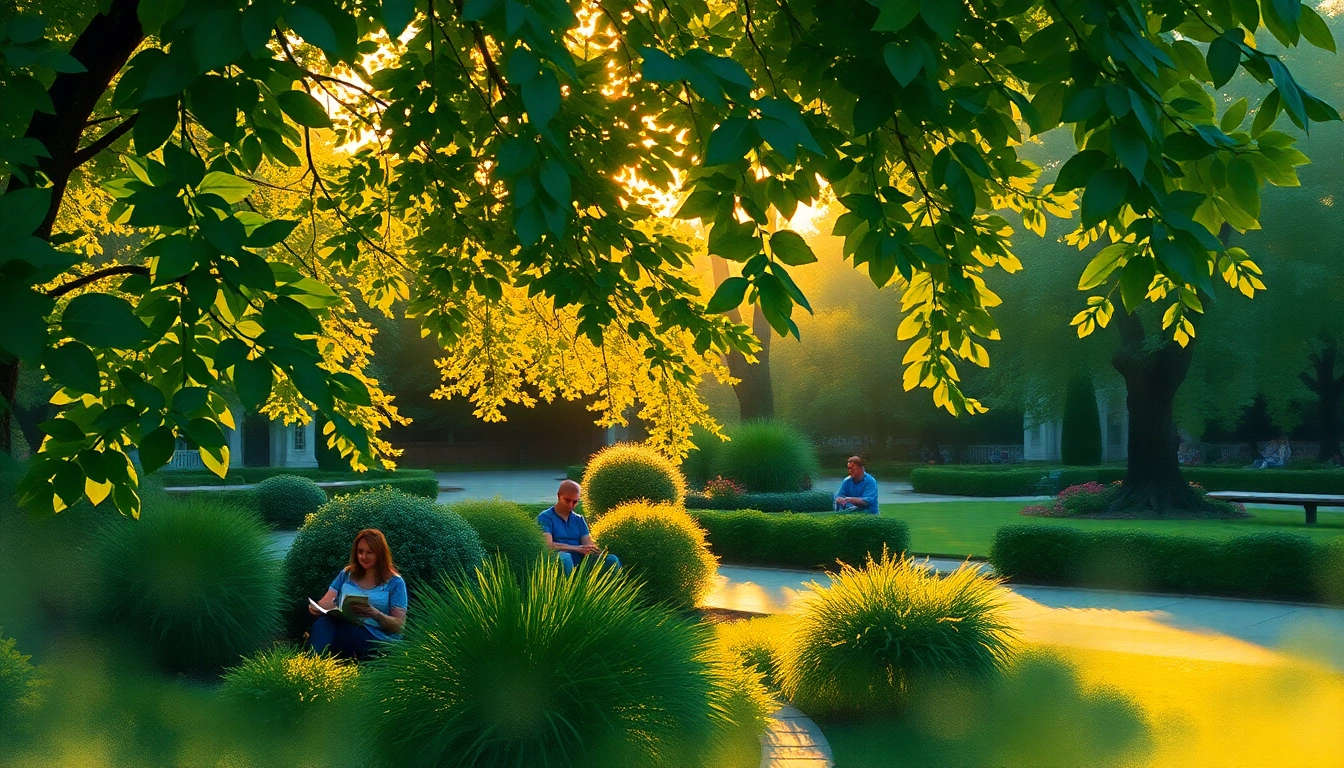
[589,502,719,609]
[255,474,329,529]
[364,559,768,767]
[581,443,685,520]
[692,510,909,569]
[449,497,546,577]
[912,465,1344,496]
[685,490,834,512]
[716,420,820,493]
[1060,376,1102,466]
[780,554,1015,719]
[222,646,359,720]
[89,498,282,673]
[683,425,725,488]
[714,615,793,690]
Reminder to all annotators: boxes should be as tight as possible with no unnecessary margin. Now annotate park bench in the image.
[1205,491,1344,525]
[1033,470,1064,495]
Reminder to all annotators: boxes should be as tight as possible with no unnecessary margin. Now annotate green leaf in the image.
[1251,90,1281,137]
[92,404,138,433]
[134,97,179,154]
[63,294,148,350]
[1229,0,1259,30]
[1219,97,1249,133]
[769,230,817,266]
[40,417,86,443]
[138,425,177,474]
[1080,169,1130,228]
[1299,6,1336,53]
[1207,35,1240,89]
[138,0,186,35]
[188,75,240,142]
[276,90,333,128]
[235,358,274,409]
[1111,123,1148,180]
[153,235,199,283]
[1265,58,1306,129]
[872,0,919,32]
[284,5,339,56]
[1053,150,1107,193]
[1078,243,1128,290]
[172,386,209,413]
[515,201,545,247]
[708,220,761,262]
[247,219,298,247]
[331,372,372,407]
[0,283,55,362]
[37,49,87,74]
[198,171,254,203]
[0,186,52,236]
[521,69,561,130]
[882,43,922,88]
[1225,156,1260,218]
[185,417,226,448]
[639,47,692,82]
[382,0,416,37]
[853,92,894,135]
[540,159,571,205]
[919,0,962,41]
[42,342,100,394]
[705,117,756,166]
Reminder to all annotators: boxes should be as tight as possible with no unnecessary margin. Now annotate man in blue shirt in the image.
[835,455,879,514]
[537,480,621,574]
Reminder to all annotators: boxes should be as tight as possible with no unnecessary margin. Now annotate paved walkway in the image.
[761,704,833,768]
[435,470,570,504]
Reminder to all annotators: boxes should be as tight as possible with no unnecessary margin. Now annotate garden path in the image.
[761,704,833,768]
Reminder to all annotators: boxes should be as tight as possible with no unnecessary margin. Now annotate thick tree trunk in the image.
[710,255,775,420]
[1301,337,1344,462]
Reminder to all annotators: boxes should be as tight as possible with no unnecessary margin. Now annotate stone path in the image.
[435,469,570,504]
[761,704,833,768]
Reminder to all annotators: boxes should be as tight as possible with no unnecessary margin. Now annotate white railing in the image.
[164,449,204,470]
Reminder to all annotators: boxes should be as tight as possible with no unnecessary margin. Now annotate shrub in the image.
[254,475,329,529]
[715,615,793,690]
[1022,482,1121,518]
[692,510,909,569]
[910,467,1128,496]
[683,425,725,488]
[330,474,440,500]
[581,443,686,520]
[589,502,719,609]
[686,489,835,512]
[716,420,819,493]
[449,497,546,577]
[0,631,44,728]
[703,476,746,504]
[222,646,359,719]
[990,526,1341,602]
[89,497,282,673]
[565,464,585,482]
[283,489,486,633]
[1060,375,1102,466]
[780,553,1015,719]
[364,559,767,767]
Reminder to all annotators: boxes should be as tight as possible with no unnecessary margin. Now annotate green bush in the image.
[283,489,485,633]
[0,631,44,729]
[684,425,726,488]
[222,646,359,720]
[692,510,909,569]
[990,526,1342,602]
[910,467,1128,496]
[255,475,329,529]
[449,497,546,577]
[716,420,820,493]
[565,464,585,482]
[715,615,792,691]
[589,502,719,609]
[581,442,686,520]
[89,498,282,673]
[780,553,1015,719]
[364,559,768,767]
[1060,376,1102,466]
[685,490,835,512]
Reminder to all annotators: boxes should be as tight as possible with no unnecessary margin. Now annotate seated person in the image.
[306,528,407,660]
[834,455,879,514]
[537,480,620,574]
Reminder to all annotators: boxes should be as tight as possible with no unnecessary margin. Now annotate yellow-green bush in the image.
[714,615,793,690]
[222,646,359,720]
[590,502,718,609]
[581,443,686,520]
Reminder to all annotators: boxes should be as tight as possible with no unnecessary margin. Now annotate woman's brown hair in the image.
[347,528,398,584]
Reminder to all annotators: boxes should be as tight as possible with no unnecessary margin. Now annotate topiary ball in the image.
[450,497,546,577]
[88,497,283,673]
[255,474,329,529]
[717,420,820,493]
[780,553,1016,719]
[222,646,360,720]
[283,489,486,633]
[581,443,686,521]
[589,502,718,610]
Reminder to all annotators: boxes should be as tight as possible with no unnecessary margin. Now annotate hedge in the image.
[685,490,835,513]
[165,474,439,519]
[911,466,1344,496]
[156,467,430,486]
[989,525,1344,604]
[690,510,909,569]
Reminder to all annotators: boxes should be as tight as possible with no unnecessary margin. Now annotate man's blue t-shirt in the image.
[538,506,590,546]
[835,472,880,514]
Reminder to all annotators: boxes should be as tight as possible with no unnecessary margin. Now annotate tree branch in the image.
[46,264,150,298]
[71,114,138,167]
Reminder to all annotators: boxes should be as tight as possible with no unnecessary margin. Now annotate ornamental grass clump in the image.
[0,632,44,730]
[717,420,820,493]
[780,552,1015,719]
[589,501,719,609]
[365,559,767,767]
[89,497,282,673]
[450,497,546,577]
[254,474,329,528]
[581,442,686,520]
[222,646,359,720]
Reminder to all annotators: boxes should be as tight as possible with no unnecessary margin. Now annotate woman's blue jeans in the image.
[306,615,377,660]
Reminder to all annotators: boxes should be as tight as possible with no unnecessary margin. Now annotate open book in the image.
[309,594,370,624]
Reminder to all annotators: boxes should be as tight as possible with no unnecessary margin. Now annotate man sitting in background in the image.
[834,456,879,514]
[537,480,621,574]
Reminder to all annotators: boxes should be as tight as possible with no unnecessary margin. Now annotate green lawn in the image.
[883,501,1344,557]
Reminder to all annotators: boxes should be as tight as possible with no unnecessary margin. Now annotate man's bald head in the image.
[558,479,580,496]
[555,479,581,516]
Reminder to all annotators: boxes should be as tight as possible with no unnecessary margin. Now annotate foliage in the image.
[712,420,820,493]
[282,489,485,632]
[990,526,1342,602]
[581,442,686,520]
[160,467,436,487]
[254,474,329,529]
[1061,376,1103,465]
[363,558,765,767]
[683,424,725,489]
[703,476,746,503]
[686,489,835,512]
[714,615,793,691]
[564,464,585,482]
[221,646,360,720]
[589,501,719,609]
[691,510,909,569]
[913,465,1344,496]
[88,497,282,673]
[779,553,1015,719]
[1022,481,1122,517]
[449,497,546,577]
[0,631,44,727]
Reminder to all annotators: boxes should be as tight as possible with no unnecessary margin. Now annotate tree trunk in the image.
[1301,336,1344,462]
[710,255,775,420]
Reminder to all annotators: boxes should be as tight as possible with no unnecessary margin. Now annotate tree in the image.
[1060,374,1101,465]
[0,0,1336,520]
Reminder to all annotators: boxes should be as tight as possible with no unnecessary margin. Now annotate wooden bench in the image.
[1205,491,1344,525]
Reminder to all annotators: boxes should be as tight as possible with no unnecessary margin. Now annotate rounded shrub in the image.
[254,474,329,529]
[88,497,283,673]
[581,442,686,521]
[222,646,359,718]
[449,497,546,577]
[780,553,1015,719]
[589,502,719,609]
[365,559,765,767]
[717,420,820,493]
[1060,375,1103,466]
[283,489,486,631]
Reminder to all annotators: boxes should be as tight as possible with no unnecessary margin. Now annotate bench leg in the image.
[1305,504,1318,526]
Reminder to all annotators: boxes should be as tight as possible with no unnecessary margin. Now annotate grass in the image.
[882,501,1344,557]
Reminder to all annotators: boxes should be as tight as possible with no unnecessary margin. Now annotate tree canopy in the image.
[0,0,1337,517]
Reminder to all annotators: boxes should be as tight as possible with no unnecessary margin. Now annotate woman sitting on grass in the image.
[306,528,407,660]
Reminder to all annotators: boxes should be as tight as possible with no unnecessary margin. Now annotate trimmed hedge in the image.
[691,510,909,569]
[157,467,434,487]
[990,525,1344,603]
[581,443,686,520]
[589,502,719,609]
[255,475,328,528]
[449,497,546,577]
[685,490,835,513]
[911,465,1344,496]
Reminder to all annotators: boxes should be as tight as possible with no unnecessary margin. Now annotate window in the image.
[293,424,306,452]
